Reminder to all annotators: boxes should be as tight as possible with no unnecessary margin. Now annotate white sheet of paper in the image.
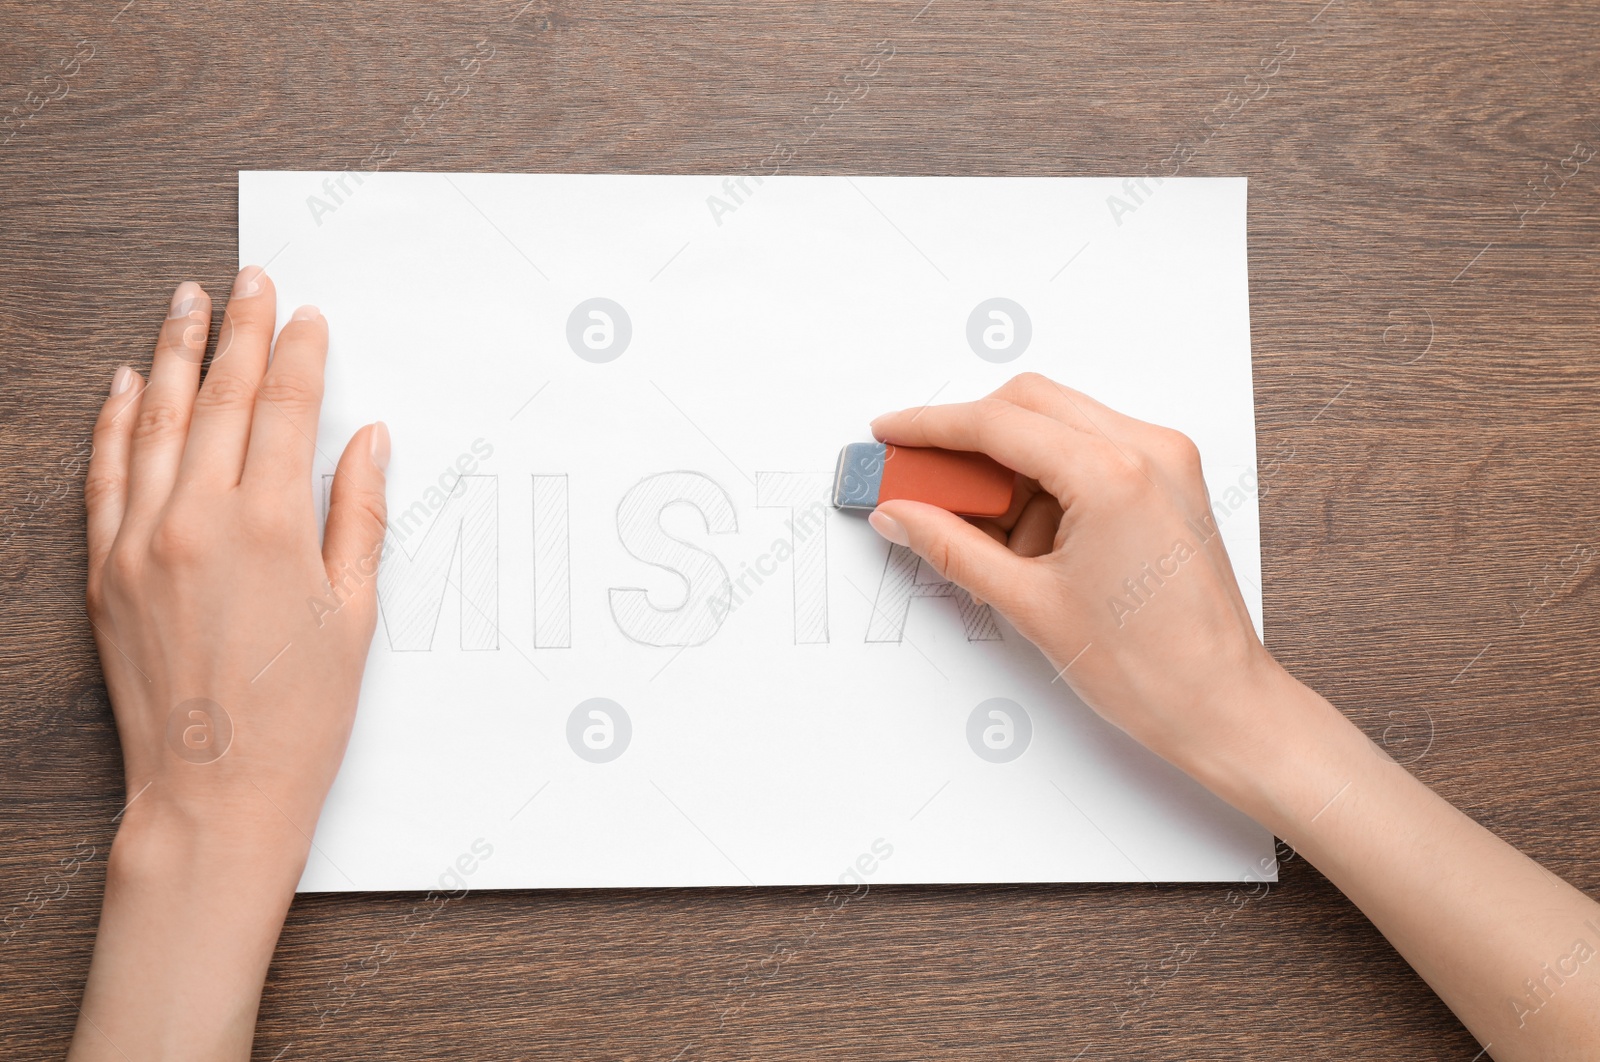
[239,171,1274,892]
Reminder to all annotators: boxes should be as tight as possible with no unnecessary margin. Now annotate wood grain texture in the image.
[2,0,1597,1057]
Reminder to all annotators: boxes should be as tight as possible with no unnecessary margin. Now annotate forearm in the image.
[68,806,309,1061]
[1188,666,1600,1061]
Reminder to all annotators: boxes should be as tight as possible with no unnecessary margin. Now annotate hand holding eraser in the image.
[832,442,1015,518]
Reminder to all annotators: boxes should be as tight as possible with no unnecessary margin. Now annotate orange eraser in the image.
[832,442,1015,518]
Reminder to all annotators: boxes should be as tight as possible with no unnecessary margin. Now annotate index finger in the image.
[869,398,1110,503]
[243,305,327,492]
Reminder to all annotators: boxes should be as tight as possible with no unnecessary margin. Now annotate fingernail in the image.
[234,266,264,298]
[167,281,205,319]
[291,304,321,322]
[370,422,390,471]
[110,366,136,396]
[868,509,909,546]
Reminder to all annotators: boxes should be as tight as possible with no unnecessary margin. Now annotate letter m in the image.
[379,475,500,651]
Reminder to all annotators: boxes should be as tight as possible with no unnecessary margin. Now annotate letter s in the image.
[609,472,738,647]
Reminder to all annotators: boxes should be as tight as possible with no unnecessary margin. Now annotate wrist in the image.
[1175,659,1377,836]
[72,788,311,1060]
[110,785,312,905]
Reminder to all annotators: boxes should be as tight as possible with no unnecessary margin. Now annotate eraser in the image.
[833,442,1015,518]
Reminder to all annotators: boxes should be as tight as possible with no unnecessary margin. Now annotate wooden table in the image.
[3,1,1597,1057]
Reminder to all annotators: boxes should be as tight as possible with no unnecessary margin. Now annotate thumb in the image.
[321,422,390,620]
[869,499,1029,611]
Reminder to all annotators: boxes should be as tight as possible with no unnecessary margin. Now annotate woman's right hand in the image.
[870,376,1600,1062]
[867,372,1287,781]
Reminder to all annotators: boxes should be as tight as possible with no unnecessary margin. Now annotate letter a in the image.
[1107,194,1137,226]
[706,195,737,226]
